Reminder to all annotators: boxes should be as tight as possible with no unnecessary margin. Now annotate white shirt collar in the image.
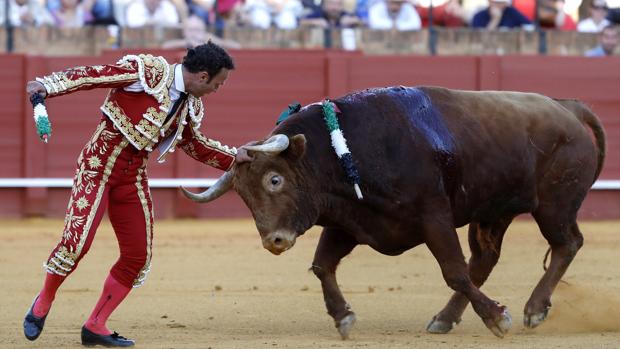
[174,64,186,94]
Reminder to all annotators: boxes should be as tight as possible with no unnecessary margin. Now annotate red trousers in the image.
[44,117,154,288]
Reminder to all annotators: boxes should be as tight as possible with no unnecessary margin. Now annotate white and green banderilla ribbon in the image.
[30,93,51,143]
[322,100,363,200]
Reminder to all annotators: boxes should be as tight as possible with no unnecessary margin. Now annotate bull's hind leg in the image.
[524,209,584,328]
[427,217,512,334]
[311,227,358,339]
[423,214,512,338]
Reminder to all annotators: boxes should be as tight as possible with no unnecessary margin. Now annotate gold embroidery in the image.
[180,141,199,159]
[63,206,85,243]
[195,131,237,156]
[75,196,90,211]
[205,158,220,168]
[101,101,151,150]
[140,54,168,92]
[188,95,204,125]
[76,139,129,256]
[85,122,118,155]
[72,162,98,196]
[133,167,153,288]
[45,246,78,276]
[143,106,165,127]
[88,156,102,169]
[136,119,161,141]
[37,66,138,97]
[117,55,171,99]
[86,121,106,152]
[99,60,174,151]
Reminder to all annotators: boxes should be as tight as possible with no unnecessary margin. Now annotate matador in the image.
[23,42,251,347]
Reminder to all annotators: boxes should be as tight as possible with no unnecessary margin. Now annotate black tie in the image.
[164,92,188,125]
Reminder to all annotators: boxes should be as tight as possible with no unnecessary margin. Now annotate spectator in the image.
[125,0,180,27]
[243,0,303,29]
[215,0,244,20]
[608,6,620,24]
[416,0,468,28]
[577,0,610,32]
[513,0,577,30]
[83,0,117,24]
[536,0,576,30]
[0,0,54,26]
[585,24,618,55]
[50,0,93,27]
[186,0,213,24]
[162,15,242,49]
[300,0,362,28]
[302,0,321,13]
[471,0,531,30]
[353,0,374,22]
[368,0,421,30]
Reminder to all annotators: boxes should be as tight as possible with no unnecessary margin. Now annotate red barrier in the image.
[1,50,618,219]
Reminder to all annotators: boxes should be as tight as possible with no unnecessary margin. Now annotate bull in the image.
[182,86,605,339]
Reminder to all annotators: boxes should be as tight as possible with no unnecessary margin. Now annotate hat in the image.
[592,0,608,9]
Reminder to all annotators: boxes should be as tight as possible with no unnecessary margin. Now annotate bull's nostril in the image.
[274,237,282,245]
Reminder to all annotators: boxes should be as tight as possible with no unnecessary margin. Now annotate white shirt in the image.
[368,1,421,31]
[170,64,186,102]
[577,18,611,33]
[125,0,180,28]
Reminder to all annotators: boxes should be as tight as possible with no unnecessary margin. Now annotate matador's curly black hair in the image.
[182,41,235,81]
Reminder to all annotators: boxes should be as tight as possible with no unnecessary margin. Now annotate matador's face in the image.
[190,68,230,97]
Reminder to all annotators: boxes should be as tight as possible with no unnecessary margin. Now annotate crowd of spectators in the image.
[0,0,618,55]
[2,0,619,31]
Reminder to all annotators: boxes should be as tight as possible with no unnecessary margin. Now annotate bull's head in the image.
[181,134,318,255]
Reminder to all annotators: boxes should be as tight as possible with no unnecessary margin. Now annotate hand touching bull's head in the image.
[182,134,317,255]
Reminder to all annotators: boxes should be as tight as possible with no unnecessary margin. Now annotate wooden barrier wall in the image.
[1,50,619,220]
[1,27,601,57]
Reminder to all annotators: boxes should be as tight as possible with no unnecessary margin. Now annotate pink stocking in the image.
[33,273,66,317]
[83,274,132,335]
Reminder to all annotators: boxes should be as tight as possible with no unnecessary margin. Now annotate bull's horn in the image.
[180,170,234,203]
[242,134,289,153]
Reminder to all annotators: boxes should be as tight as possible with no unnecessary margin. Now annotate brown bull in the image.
[182,86,605,339]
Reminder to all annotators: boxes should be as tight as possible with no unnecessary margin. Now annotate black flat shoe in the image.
[81,326,135,347]
[23,296,48,341]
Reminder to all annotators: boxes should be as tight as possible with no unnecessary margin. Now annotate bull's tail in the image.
[555,99,606,184]
[578,105,606,184]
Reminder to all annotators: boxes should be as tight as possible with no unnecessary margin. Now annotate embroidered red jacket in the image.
[36,54,236,171]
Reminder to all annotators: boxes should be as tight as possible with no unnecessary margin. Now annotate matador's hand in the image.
[26,81,47,99]
[235,147,254,164]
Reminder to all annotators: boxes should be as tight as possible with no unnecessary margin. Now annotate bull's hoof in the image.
[336,313,356,340]
[484,308,512,338]
[426,316,454,334]
[524,307,549,328]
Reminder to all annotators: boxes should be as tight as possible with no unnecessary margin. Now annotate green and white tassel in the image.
[322,100,363,200]
[31,93,52,143]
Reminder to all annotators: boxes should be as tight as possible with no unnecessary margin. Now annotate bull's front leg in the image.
[311,227,358,339]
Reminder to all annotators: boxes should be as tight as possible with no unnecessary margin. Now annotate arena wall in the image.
[1,50,618,219]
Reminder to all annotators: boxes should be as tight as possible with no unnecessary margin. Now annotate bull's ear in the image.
[285,134,306,161]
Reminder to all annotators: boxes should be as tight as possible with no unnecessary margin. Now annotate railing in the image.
[1,178,618,189]
[0,26,600,56]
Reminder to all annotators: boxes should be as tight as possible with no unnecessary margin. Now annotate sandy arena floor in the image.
[1,218,620,349]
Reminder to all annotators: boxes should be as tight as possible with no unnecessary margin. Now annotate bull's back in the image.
[419,87,597,224]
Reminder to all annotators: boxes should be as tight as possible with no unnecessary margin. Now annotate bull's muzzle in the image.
[262,230,296,255]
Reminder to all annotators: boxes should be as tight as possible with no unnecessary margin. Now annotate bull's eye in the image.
[263,171,284,192]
